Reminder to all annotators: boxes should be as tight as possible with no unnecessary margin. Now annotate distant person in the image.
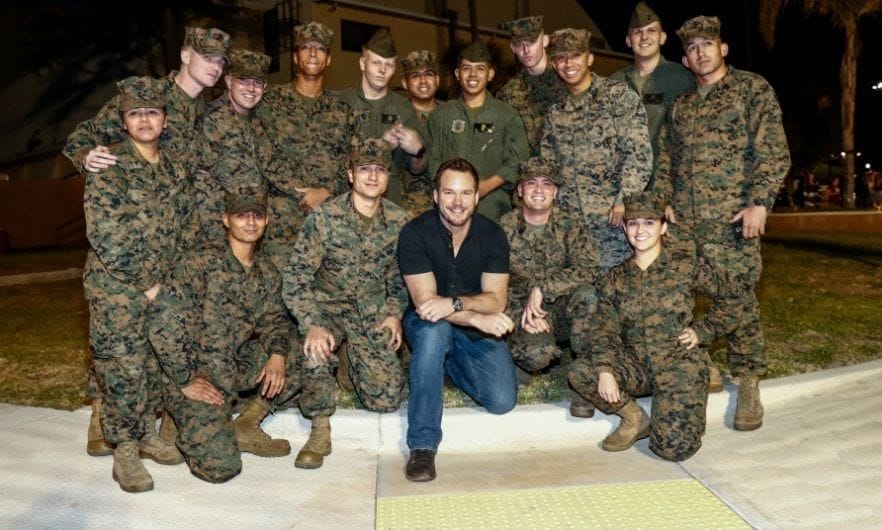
[398,158,518,482]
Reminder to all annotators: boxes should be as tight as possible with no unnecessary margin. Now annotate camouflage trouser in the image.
[568,350,709,462]
[165,340,302,483]
[87,288,163,445]
[402,171,434,217]
[300,305,404,417]
[507,287,597,370]
[672,223,766,376]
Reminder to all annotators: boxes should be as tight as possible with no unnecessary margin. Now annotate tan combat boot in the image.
[708,365,724,393]
[234,398,291,457]
[569,391,595,418]
[158,410,178,445]
[139,431,184,465]
[87,397,114,456]
[734,374,764,431]
[602,400,650,452]
[295,416,332,469]
[113,441,153,493]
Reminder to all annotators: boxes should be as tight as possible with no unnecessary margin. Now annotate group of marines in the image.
[66,1,790,492]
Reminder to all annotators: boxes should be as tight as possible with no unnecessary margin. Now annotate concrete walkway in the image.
[2,360,881,529]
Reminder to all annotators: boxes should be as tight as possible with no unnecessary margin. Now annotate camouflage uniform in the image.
[428,40,530,221]
[498,208,598,369]
[569,193,743,461]
[539,78,651,271]
[193,50,272,244]
[63,28,232,173]
[283,192,410,416]
[148,242,300,482]
[254,87,358,269]
[400,49,441,215]
[83,78,196,445]
[610,58,694,159]
[652,25,790,376]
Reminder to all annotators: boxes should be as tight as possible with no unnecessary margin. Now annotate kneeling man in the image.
[150,190,300,483]
[398,158,518,482]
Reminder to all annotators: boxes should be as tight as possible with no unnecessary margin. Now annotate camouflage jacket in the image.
[610,57,694,158]
[590,249,742,373]
[193,95,270,243]
[337,84,425,205]
[652,67,791,228]
[253,85,359,258]
[496,67,568,153]
[83,139,195,296]
[539,74,652,219]
[64,71,204,172]
[427,94,529,220]
[498,208,598,310]
[283,193,410,332]
[148,242,293,392]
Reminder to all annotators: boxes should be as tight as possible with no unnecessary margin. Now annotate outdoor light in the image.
[841,151,846,157]
[867,163,872,170]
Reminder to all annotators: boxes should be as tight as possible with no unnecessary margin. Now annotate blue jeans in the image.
[404,308,518,451]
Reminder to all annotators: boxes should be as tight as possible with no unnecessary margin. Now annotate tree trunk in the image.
[840,18,859,209]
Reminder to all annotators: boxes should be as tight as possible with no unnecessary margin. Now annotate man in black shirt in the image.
[397,158,518,482]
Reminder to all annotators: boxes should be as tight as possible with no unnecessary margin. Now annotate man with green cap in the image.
[283,138,410,469]
[337,27,426,206]
[255,21,360,272]
[652,16,791,432]
[400,49,442,215]
[84,76,193,492]
[194,49,273,243]
[539,28,652,272]
[65,26,233,173]
[497,15,568,153]
[611,2,694,159]
[568,191,743,461]
[149,188,301,483]
[427,40,529,221]
[497,157,599,418]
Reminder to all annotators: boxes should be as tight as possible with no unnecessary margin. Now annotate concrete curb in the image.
[70,359,882,455]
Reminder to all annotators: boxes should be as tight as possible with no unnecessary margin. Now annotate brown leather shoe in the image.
[569,392,595,418]
[708,364,724,393]
[405,450,436,482]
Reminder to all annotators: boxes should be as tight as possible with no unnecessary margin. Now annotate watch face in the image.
[452,297,463,311]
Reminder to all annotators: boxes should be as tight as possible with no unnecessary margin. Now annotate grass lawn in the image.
[1,232,880,411]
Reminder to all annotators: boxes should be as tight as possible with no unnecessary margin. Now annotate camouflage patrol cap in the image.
[349,138,393,168]
[117,76,167,112]
[623,191,665,220]
[294,21,333,49]
[517,157,559,185]
[365,27,397,58]
[548,28,592,57]
[184,27,232,61]
[225,188,268,216]
[401,50,438,74]
[458,40,492,64]
[505,16,544,43]
[229,49,270,81]
[676,16,721,46]
[628,2,661,30]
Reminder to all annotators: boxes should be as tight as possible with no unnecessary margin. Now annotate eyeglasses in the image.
[233,78,267,89]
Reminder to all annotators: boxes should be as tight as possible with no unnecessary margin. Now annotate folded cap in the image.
[628,2,661,30]
[365,27,397,58]
[458,40,492,64]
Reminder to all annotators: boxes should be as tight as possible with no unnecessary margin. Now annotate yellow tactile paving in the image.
[376,479,749,529]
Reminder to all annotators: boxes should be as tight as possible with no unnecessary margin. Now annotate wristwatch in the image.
[452,297,464,312]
